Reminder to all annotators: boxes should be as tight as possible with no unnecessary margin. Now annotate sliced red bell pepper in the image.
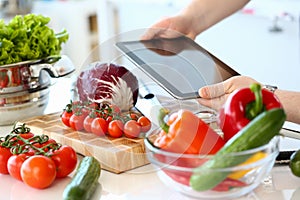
[218,83,282,141]
[154,108,225,154]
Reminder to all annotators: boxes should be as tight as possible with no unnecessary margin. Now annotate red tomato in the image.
[21,155,56,189]
[51,145,77,178]
[137,116,152,132]
[106,116,113,123]
[19,133,35,140]
[124,120,141,138]
[108,120,124,138]
[88,102,99,110]
[12,133,35,146]
[61,110,73,127]
[91,118,108,136]
[71,101,82,113]
[0,146,12,174]
[83,115,95,133]
[38,138,58,152]
[130,113,139,121]
[81,107,91,118]
[109,104,121,114]
[7,154,27,181]
[69,113,85,131]
[10,124,35,145]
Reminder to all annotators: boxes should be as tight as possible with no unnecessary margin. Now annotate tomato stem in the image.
[1,132,61,156]
[11,123,31,134]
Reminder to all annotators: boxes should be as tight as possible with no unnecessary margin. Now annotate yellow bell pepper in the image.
[228,151,267,179]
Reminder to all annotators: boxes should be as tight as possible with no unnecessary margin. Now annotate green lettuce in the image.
[0,14,69,65]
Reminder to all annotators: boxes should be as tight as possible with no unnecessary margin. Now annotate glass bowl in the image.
[144,129,280,199]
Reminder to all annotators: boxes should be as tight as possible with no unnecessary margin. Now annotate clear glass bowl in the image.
[144,129,280,199]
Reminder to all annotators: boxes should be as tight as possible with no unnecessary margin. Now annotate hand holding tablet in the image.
[116,36,239,100]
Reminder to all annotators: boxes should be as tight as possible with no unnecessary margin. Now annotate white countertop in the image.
[1,78,300,200]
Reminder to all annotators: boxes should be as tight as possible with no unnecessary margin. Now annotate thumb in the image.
[198,82,226,99]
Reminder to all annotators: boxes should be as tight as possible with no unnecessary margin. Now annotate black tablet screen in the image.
[116,36,239,99]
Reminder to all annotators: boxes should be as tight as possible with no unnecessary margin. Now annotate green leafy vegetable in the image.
[0,14,69,65]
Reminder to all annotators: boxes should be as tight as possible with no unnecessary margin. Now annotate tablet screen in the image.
[116,36,239,99]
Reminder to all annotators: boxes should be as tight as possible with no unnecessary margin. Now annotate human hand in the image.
[197,76,260,111]
[141,15,199,40]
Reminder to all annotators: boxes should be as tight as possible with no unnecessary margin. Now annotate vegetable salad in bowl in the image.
[144,84,286,199]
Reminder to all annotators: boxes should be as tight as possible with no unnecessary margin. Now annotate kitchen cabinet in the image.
[32,0,100,68]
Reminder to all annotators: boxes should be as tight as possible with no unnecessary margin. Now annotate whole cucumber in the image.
[190,108,286,191]
[63,156,101,200]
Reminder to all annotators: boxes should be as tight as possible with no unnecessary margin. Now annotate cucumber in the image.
[63,156,101,200]
[190,108,286,191]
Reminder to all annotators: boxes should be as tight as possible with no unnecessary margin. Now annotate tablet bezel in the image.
[116,36,239,100]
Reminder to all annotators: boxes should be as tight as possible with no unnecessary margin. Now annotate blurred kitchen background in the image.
[1,0,299,91]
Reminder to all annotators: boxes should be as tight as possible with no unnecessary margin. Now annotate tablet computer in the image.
[116,36,239,100]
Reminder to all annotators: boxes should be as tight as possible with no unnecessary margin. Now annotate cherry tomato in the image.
[106,116,113,123]
[19,133,35,140]
[12,133,35,146]
[51,145,77,178]
[39,138,58,153]
[91,117,108,136]
[10,123,35,145]
[81,107,91,118]
[61,110,73,127]
[108,120,124,138]
[137,116,152,132]
[71,101,82,113]
[109,104,121,114]
[7,153,27,181]
[124,120,141,138]
[69,113,85,131]
[0,146,12,174]
[83,115,96,133]
[130,113,139,121]
[88,102,99,110]
[21,155,56,189]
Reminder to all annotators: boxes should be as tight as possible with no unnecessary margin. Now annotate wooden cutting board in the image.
[17,112,149,174]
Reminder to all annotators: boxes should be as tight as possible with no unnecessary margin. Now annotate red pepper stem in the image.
[158,108,170,133]
[247,83,263,119]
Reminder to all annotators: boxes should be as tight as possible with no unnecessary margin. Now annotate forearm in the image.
[180,0,250,34]
[275,90,300,124]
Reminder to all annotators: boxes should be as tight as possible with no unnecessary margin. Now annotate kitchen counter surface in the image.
[1,78,300,200]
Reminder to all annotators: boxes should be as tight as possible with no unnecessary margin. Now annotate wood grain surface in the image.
[17,112,149,174]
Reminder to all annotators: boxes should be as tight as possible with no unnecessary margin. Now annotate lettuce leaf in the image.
[0,14,69,65]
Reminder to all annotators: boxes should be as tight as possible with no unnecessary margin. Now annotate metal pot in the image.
[0,87,50,125]
[0,55,74,94]
[0,55,75,125]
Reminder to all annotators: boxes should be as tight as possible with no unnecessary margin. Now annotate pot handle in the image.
[40,55,62,64]
[30,55,75,78]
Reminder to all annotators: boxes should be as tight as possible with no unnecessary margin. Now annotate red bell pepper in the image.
[218,83,282,142]
[153,108,225,186]
[154,108,225,155]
